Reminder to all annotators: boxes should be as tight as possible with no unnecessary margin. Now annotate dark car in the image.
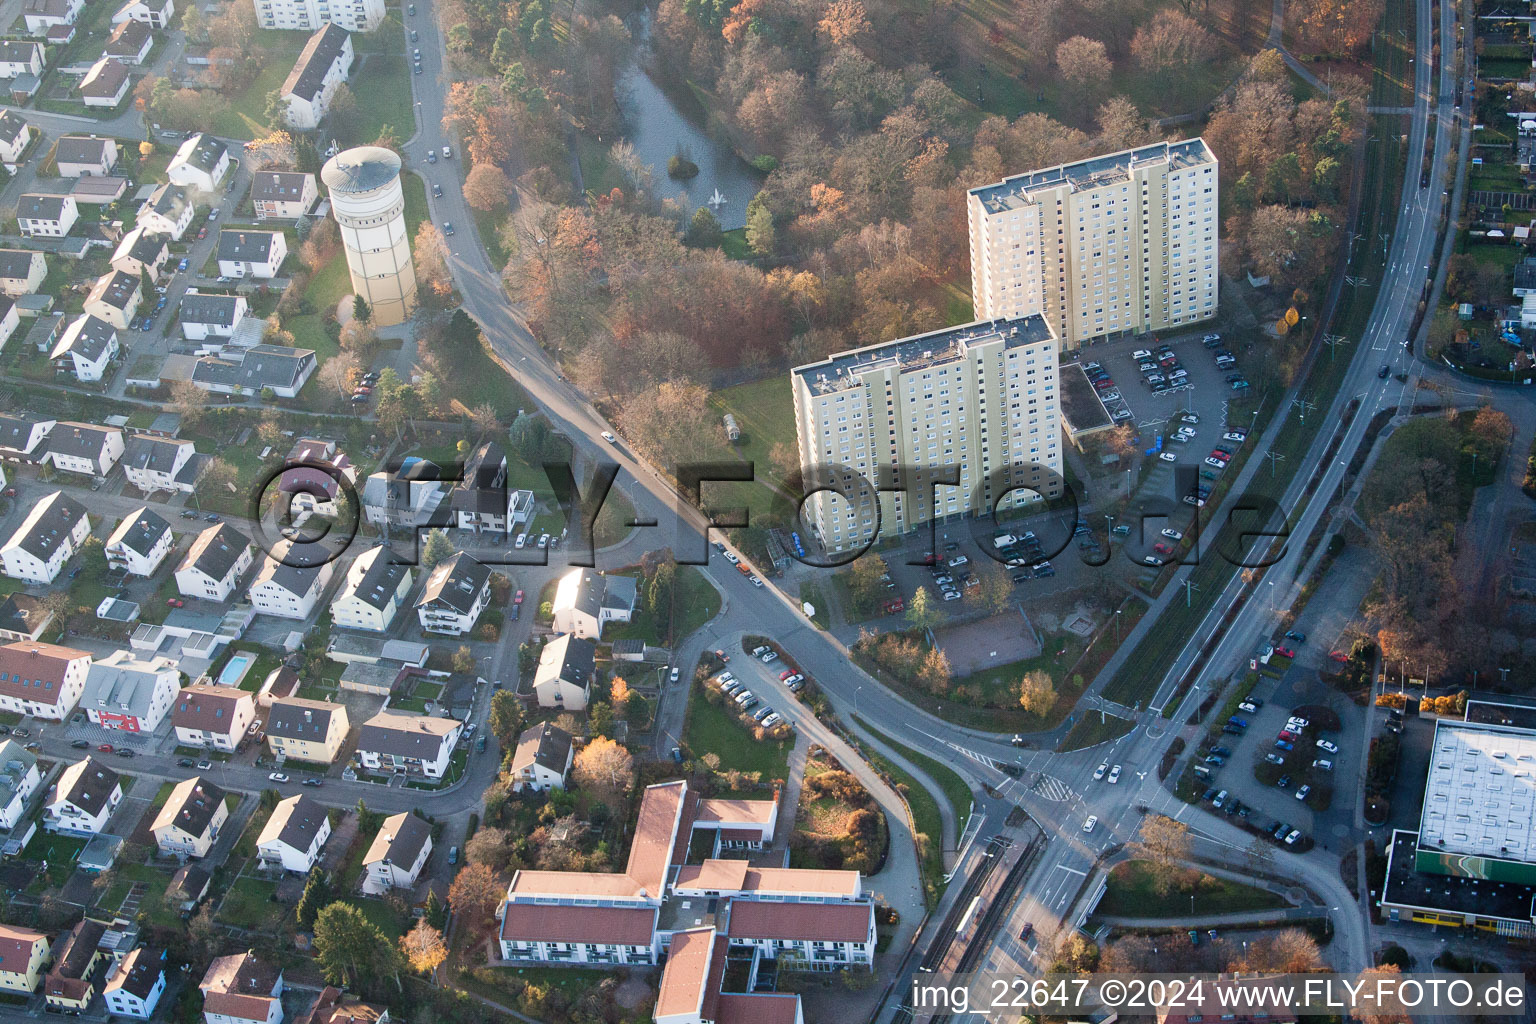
[432,184,443,197]
[477,736,488,752]
[301,778,323,787]
[1378,364,1391,378]
[443,222,455,236]
[177,758,194,768]
[671,746,684,763]
[1222,724,1245,735]
[116,748,135,758]
[71,739,90,749]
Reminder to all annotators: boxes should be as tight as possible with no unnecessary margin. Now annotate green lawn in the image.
[213,48,305,139]
[1094,860,1287,919]
[720,228,753,260]
[574,134,628,196]
[1057,711,1136,753]
[304,259,352,320]
[351,55,414,144]
[217,876,279,928]
[705,376,795,519]
[339,896,409,940]
[854,717,972,840]
[681,685,791,782]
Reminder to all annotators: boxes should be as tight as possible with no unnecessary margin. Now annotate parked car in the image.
[1316,739,1339,754]
[268,773,290,783]
[1264,753,1284,765]
[1312,759,1333,771]
[302,778,323,787]
[71,739,91,750]
[196,760,213,770]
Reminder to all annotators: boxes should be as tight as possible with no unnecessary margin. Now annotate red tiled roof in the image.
[0,641,88,706]
[624,780,686,898]
[717,993,802,1024]
[498,903,656,946]
[727,900,873,943]
[655,928,713,1020]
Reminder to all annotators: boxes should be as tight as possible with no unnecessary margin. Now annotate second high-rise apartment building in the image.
[968,138,1218,350]
[791,316,1061,554]
[252,0,383,33]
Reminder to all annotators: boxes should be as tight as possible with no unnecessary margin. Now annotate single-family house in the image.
[80,651,179,732]
[152,776,228,859]
[0,296,18,352]
[551,568,637,639]
[331,546,412,632]
[79,58,130,108]
[531,633,595,711]
[360,811,432,894]
[0,41,43,79]
[175,522,252,602]
[83,269,141,330]
[0,593,52,642]
[102,946,167,1020]
[112,0,174,27]
[452,441,535,533]
[0,414,50,464]
[266,696,348,763]
[0,739,40,830]
[217,230,287,279]
[280,24,352,131]
[0,491,91,584]
[138,183,195,240]
[22,0,81,35]
[0,926,49,995]
[251,172,317,220]
[54,135,117,177]
[110,226,169,282]
[50,314,120,381]
[43,919,106,1014]
[256,793,330,873]
[191,344,316,398]
[414,551,491,635]
[168,864,210,912]
[167,133,230,193]
[356,710,461,778]
[104,18,152,63]
[294,988,389,1024]
[0,111,32,171]
[0,640,90,719]
[17,193,77,238]
[104,507,173,577]
[122,434,198,493]
[179,291,248,340]
[199,953,283,1024]
[509,721,573,792]
[44,756,121,835]
[247,539,334,619]
[0,250,46,297]
[173,685,256,751]
[44,421,124,476]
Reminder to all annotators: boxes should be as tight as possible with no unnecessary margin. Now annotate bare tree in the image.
[318,352,360,397]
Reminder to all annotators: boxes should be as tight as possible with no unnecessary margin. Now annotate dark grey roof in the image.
[18,193,68,222]
[123,434,190,474]
[252,539,329,597]
[159,777,226,839]
[55,756,120,816]
[451,442,506,515]
[541,633,595,687]
[415,551,489,614]
[320,146,400,193]
[282,23,349,104]
[250,171,314,204]
[1516,258,1536,293]
[217,230,279,264]
[266,697,341,740]
[191,345,315,392]
[89,269,139,311]
[107,507,170,557]
[117,227,167,267]
[45,422,116,462]
[561,570,636,620]
[56,315,118,362]
[371,812,431,868]
[169,864,209,902]
[348,548,410,610]
[108,946,165,1001]
[268,793,326,850]
[0,111,27,147]
[0,415,50,455]
[55,135,113,166]
[512,721,572,775]
[179,291,242,327]
[0,593,47,637]
[357,710,459,758]
[180,522,249,581]
[145,183,191,221]
[0,41,40,66]
[104,18,150,56]
[0,250,40,281]
[176,133,227,175]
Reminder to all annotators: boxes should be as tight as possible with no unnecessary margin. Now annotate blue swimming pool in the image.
[218,654,252,686]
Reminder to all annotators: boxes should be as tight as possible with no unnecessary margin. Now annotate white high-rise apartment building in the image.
[252,0,382,33]
[968,138,1218,350]
[791,316,1061,554]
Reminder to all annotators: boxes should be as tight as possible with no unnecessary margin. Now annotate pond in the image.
[615,53,763,230]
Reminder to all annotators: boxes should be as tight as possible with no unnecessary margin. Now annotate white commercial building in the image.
[790,316,1061,553]
[967,138,1218,349]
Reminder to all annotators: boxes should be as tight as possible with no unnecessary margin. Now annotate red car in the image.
[514,590,524,604]
[1278,730,1299,742]
[1153,542,1173,555]
[1275,645,1295,658]
[353,386,372,395]
[166,597,184,608]
[779,669,794,680]
[1329,650,1350,663]
[1209,450,1231,462]
[97,743,114,753]
[197,227,207,239]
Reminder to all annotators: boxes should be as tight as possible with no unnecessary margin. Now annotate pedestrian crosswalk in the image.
[1031,774,1074,802]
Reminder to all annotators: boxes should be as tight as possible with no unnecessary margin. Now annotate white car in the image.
[268,773,290,783]
[514,533,528,549]
[761,712,783,728]
[760,650,778,662]
[734,689,754,705]
[1082,816,1098,834]
[1223,432,1246,443]
[1238,701,1259,713]
[669,668,680,683]
[752,645,770,655]
[1107,765,1121,784]
[1284,829,1302,845]
[717,672,734,685]
[724,551,741,564]
[783,674,804,687]
[1093,762,1108,781]
[1159,452,1177,462]
[1315,739,1338,754]
[1144,555,1165,566]
[537,533,550,548]
[1312,759,1333,771]
[601,431,617,444]
[1162,529,1183,540]
[1204,457,1226,468]
[749,575,765,587]
[1295,785,1311,801]
[1289,716,1311,729]
[720,679,740,694]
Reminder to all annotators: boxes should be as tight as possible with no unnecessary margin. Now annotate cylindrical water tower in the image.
[320,146,418,327]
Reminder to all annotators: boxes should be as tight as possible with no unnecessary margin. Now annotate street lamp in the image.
[854,685,863,718]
